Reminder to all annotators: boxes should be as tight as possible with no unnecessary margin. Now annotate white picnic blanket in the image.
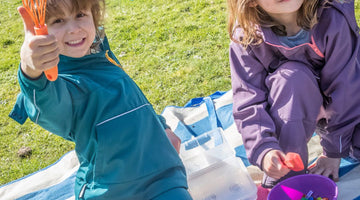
[1,90,359,200]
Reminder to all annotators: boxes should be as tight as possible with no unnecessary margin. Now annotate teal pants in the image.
[151,188,193,200]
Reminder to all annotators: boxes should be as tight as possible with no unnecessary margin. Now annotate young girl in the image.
[227,0,360,188]
[10,0,192,199]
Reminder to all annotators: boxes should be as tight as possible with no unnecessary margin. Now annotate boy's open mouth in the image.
[66,38,86,47]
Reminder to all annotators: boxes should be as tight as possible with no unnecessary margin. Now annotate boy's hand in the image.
[18,6,59,79]
[165,128,181,154]
[308,155,341,182]
[262,149,291,179]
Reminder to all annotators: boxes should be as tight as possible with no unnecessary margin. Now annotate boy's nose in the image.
[66,21,81,34]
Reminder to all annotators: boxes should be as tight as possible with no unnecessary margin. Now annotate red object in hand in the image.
[283,152,304,172]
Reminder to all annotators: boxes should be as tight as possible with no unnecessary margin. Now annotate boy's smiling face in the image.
[46,1,96,58]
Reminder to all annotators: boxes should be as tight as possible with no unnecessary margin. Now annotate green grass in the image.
[0,0,360,185]
[105,0,230,110]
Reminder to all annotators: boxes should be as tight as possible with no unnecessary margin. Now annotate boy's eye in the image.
[51,18,63,24]
[76,12,86,18]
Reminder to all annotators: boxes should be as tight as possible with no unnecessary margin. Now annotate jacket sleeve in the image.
[229,40,282,169]
[316,6,360,158]
[13,68,83,141]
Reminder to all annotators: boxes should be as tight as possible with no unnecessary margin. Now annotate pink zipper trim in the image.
[265,36,325,58]
[309,36,325,58]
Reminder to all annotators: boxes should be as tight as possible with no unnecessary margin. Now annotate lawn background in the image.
[0,0,360,185]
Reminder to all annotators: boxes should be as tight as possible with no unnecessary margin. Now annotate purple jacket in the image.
[230,0,360,168]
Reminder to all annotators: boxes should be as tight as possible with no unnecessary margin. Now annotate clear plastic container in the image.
[180,128,257,200]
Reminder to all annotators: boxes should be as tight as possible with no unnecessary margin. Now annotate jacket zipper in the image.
[78,183,87,199]
[264,36,324,58]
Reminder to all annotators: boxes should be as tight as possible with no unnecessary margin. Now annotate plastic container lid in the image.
[180,128,257,200]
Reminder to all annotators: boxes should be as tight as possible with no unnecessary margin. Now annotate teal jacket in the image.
[10,37,187,199]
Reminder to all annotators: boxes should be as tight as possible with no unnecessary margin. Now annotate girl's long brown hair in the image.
[227,0,321,47]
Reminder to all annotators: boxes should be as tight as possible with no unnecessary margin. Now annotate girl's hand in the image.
[165,128,181,154]
[262,149,291,179]
[308,155,341,182]
[18,6,60,79]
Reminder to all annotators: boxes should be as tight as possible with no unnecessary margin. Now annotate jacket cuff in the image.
[322,147,349,158]
[320,136,350,158]
[19,66,48,91]
[9,93,28,125]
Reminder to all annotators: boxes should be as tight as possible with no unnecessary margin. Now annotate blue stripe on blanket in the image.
[339,157,360,177]
[17,172,76,200]
[235,145,251,167]
[183,91,227,107]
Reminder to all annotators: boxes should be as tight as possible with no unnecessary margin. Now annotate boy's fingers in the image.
[42,57,59,71]
[17,6,35,35]
[40,48,60,63]
[30,35,58,48]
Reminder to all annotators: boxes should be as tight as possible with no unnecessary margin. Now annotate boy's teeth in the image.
[68,39,83,44]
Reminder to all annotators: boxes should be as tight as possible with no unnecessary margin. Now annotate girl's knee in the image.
[267,61,322,102]
[267,61,322,122]
[271,61,317,87]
